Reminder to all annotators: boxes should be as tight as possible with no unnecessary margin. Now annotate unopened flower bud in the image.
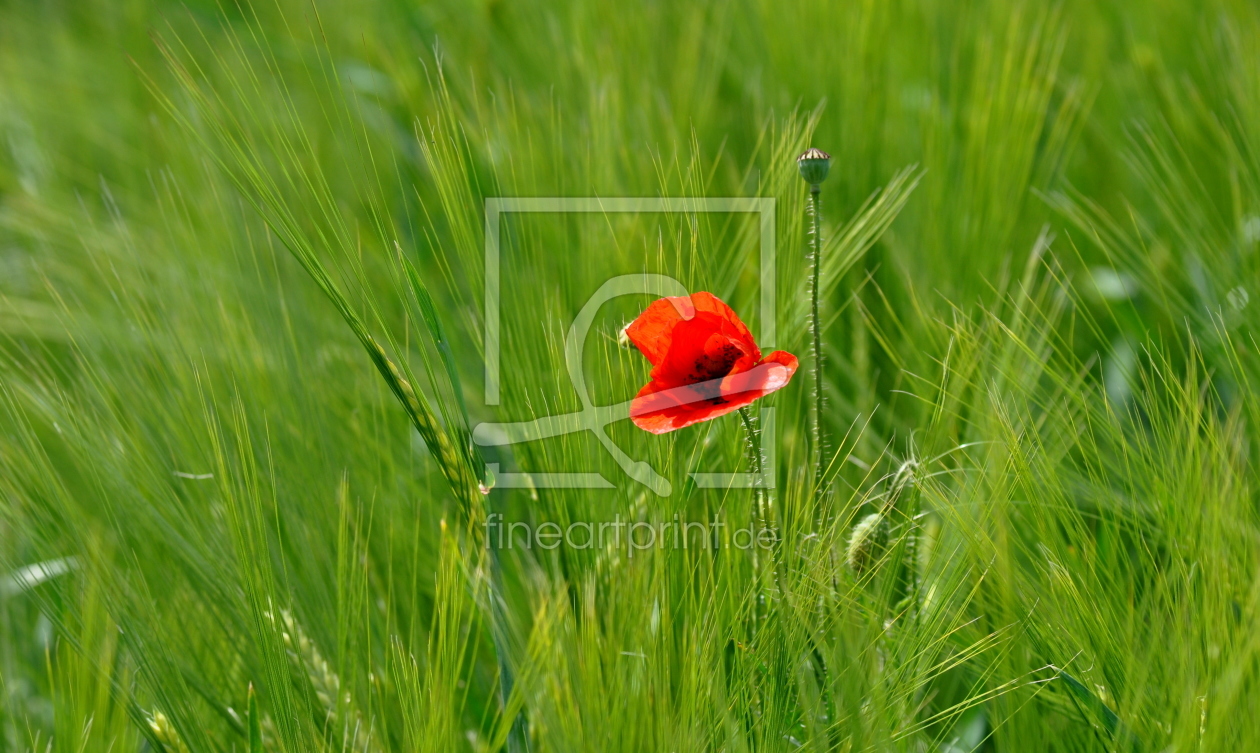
[797,148,831,187]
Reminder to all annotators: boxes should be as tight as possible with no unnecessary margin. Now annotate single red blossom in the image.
[624,291,798,434]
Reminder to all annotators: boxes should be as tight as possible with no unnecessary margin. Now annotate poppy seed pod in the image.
[797,148,831,187]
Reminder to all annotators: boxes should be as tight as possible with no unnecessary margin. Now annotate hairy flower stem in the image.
[738,407,766,521]
[739,405,776,632]
[808,185,824,489]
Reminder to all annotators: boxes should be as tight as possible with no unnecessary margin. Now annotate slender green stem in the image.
[808,184,824,488]
[884,461,921,624]
[893,487,921,623]
[738,405,774,636]
[486,513,530,753]
[738,406,766,520]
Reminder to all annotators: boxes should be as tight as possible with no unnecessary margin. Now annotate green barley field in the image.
[2,0,1259,750]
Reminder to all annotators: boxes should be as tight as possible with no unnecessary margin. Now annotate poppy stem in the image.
[738,406,766,518]
[808,184,824,488]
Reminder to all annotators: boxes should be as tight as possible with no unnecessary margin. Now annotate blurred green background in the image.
[1,0,1259,750]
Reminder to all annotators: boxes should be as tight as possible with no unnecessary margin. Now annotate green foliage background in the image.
[1,0,1258,750]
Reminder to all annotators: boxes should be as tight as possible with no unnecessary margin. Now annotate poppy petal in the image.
[630,382,756,433]
[716,354,796,398]
[625,292,796,434]
[690,292,758,354]
[626,292,758,367]
[653,314,754,385]
[629,357,797,434]
[758,351,799,385]
[624,295,693,365]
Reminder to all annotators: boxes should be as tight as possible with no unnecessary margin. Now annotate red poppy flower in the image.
[624,292,798,434]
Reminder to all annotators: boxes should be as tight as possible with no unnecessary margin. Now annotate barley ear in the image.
[364,335,483,525]
[147,711,191,753]
[846,512,886,575]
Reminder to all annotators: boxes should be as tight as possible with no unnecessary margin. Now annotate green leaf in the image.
[1057,669,1121,736]
[398,242,493,491]
[247,683,262,753]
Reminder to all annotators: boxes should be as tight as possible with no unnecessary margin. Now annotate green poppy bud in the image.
[797,148,831,187]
